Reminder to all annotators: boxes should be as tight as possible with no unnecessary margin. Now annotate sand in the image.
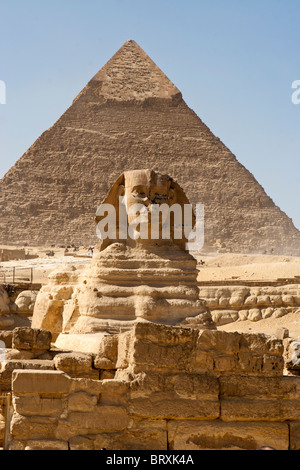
[196,253,300,282]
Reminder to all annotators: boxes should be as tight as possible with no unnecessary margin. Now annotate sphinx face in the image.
[123,170,176,235]
[95,168,194,252]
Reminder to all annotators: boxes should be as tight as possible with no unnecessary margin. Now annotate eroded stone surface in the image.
[5,323,300,450]
[32,170,215,338]
[199,284,300,326]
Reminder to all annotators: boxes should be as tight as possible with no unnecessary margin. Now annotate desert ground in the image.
[1,244,300,338]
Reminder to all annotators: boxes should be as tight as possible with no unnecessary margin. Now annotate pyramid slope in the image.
[0,41,299,255]
[90,39,181,102]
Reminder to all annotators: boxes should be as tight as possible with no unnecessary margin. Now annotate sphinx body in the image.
[32,170,214,344]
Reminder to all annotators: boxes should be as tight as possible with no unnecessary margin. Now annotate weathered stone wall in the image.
[198,284,300,325]
[0,249,26,262]
[6,323,300,450]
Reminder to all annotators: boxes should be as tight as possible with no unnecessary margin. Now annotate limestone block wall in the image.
[5,323,300,450]
[0,249,26,262]
[198,284,300,325]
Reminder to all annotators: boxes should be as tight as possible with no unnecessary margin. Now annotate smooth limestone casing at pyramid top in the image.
[0,40,299,254]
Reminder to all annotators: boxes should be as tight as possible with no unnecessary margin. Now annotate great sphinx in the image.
[32,169,214,350]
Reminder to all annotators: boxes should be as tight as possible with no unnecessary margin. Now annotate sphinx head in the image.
[95,169,195,252]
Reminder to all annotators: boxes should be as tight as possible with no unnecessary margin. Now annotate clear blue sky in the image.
[0,0,299,228]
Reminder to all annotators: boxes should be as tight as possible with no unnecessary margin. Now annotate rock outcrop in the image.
[32,170,215,340]
[199,284,300,325]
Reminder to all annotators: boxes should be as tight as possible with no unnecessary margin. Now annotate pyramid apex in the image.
[84,41,182,103]
[124,39,138,45]
[118,39,144,53]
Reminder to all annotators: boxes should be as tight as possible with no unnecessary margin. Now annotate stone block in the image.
[282,295,294,306]
[256,295,271,307]
[11,413,57,440]
[235,352,265,375]
[35,329,52,350]
[15,291,38,315]
[31,297,63,339]
[68,405,129,432]
[0,359,54,392]
[133,322,198,348]
[262,354,284,375]
[221,397,300,421]
[273,308,288,318]
[128,393,220,420]
[93,418,168,450]
[220,376,300,421]
[270,295,283,307]
[248,309,262,322]
[239,333,283,356]
[275,328,289,340]
[1,349,35,361]
[167,420,289,450]
[197,329,240,354]
[94,334,118,369]
[218,296,229,307]
[290,421,300,450]
[12,327,51,351]
[244,295,257,307]
[220,375,300,399]
[54,352,98,379]
[54,332,107,354]
[100,370,115,379]
[95,358,115,369]
[211,310,238,325]
[14,394,65,417]
[115,330,133,370]
[193,330,240,373]
[68,391,98,412]
[98,379,129,406]
[261,307,274,319]
[25,439,69,450]
[128,372,220,419]
[129,323,198,373]
[8,439,25,450]
[12,370,70,395]
[238,310,249,321]
[191,349,214,372]
[69,435,95,450]
[12,327,34,350]
[229,289,248,307]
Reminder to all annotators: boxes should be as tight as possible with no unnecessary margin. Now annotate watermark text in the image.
[0,80,6,104]
[0,340,6,364]
[96,198,205,251]
[291,80,300,105]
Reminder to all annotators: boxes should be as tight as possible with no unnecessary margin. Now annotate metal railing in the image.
[0,267,34,284]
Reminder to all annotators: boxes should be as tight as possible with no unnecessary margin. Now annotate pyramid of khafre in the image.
[1,40,300,255]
